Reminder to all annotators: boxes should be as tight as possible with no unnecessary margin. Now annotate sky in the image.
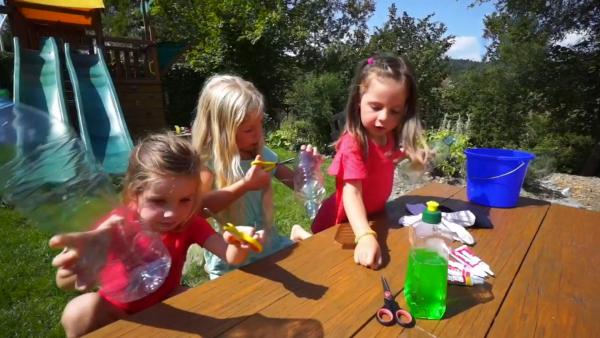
[368,0,496,61]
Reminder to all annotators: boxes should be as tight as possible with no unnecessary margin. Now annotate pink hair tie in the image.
[367,57,375,65]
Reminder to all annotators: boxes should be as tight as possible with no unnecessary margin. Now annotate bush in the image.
[283,72,346,149]
[267,117,317,151]
[426,114,471,178]
[531,132,596,174]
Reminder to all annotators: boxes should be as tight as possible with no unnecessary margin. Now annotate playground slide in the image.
[64,43,133,174]
[13,36,70,124]
[13,36,77,183]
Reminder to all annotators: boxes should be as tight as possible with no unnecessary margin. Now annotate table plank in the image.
[217,183,463,337]
[355,190,550,337]
[487,204,600,338]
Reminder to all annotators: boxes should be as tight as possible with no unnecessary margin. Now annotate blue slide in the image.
[64,43,133,174]
[13,36,70,124]
[12,36,77,183]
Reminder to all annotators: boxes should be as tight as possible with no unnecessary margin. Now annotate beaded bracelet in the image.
[354,229,377,244]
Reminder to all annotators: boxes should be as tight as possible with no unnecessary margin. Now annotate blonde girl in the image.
[192,74,312,279]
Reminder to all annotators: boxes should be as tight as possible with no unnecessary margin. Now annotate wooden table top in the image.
[87,182,600,338]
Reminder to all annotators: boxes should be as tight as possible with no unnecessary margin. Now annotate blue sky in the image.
[368,0,496,61]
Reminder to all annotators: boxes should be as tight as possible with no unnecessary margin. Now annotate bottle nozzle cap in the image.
[426,201,439,212]
[423,200,442,224]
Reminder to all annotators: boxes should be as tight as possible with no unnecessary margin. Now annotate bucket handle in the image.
[468,161,526,180]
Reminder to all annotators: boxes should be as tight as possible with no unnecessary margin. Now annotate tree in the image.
[148,0,375,121]
[102,0,144,38]
[475,0,600,173]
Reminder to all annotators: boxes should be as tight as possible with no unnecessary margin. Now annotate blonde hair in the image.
[123,133,202,220]
[341,54,425,162]
[191,74,265,222]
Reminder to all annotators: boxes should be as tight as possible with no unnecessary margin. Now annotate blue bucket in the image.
[464,148,535,208]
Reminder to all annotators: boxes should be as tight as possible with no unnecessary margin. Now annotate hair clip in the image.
[367,57,375,65]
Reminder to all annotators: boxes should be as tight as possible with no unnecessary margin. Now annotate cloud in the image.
[555,30,588,47]
[446,36,482,61]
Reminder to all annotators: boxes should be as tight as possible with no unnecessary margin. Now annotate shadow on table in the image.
[444,281,494,318]
[240,245,328,300]
[127,303,324,337]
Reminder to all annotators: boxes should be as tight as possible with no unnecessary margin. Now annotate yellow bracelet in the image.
[354,229,377,244]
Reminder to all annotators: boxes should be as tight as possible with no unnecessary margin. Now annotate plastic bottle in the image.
[0,102,170,303]
[293,149,326,220]
[404,201,451,319]
[425,135,456,173]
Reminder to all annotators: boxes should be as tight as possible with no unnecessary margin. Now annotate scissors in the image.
[376,276,414,328]
[251,157,294,172]
[202,208,263,253]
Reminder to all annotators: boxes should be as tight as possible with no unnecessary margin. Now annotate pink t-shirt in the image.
[98,208,215,313]
[311,133,405,233]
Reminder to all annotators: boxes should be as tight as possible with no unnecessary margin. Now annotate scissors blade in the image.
[381,276,392,293]
[278,157,294,165]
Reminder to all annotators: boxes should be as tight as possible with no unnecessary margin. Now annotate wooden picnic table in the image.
[87,182,600,337]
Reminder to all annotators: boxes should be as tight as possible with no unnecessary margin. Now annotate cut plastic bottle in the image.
[0,100,170,303]
[293,149,326,220]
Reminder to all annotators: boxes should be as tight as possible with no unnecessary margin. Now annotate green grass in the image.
[270,147,335,235]
[0,147,334,337]
[0,207,75,337]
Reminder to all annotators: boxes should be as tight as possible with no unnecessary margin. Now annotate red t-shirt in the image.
[98,208,215,313]
[311,133,405,233]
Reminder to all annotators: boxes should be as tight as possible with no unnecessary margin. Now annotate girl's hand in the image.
[48,215,121,291]
[300,144,324,166]
[243,155,271,191]
[223,226,266,250]
[410,148,429,167]
[354,235,382,269]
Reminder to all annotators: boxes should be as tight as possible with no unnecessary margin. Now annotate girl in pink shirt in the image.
[312,54,427,269]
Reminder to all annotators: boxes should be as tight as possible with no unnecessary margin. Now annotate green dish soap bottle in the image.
[404,201,451,319]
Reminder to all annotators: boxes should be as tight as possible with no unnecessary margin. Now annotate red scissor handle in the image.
[395,308,414,327]
[376,308,395,326]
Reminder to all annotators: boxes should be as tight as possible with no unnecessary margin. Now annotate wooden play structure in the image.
[1,0,169,136]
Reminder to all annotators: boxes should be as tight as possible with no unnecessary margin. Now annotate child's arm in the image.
[200,155,271,213]
[202,227,263,265]
[274,164,295,189]
[49,215,120,291]
[342,180,382,269]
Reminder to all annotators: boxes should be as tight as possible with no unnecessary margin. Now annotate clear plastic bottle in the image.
[404,201,451,319]
[0,102,170,303]
[293,149,326,220]
[427,135,456,172]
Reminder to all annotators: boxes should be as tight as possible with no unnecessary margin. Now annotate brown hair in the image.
[122,133,202,213]
[340,54,424,161]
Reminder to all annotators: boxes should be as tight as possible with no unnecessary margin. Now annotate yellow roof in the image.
[16,0,104,9]
[14,0,104,26]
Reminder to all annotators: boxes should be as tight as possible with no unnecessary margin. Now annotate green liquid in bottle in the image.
[404,248,448,319]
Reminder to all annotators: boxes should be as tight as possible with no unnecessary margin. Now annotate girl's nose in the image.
[163,208,174,218]
[377,109,390,122]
